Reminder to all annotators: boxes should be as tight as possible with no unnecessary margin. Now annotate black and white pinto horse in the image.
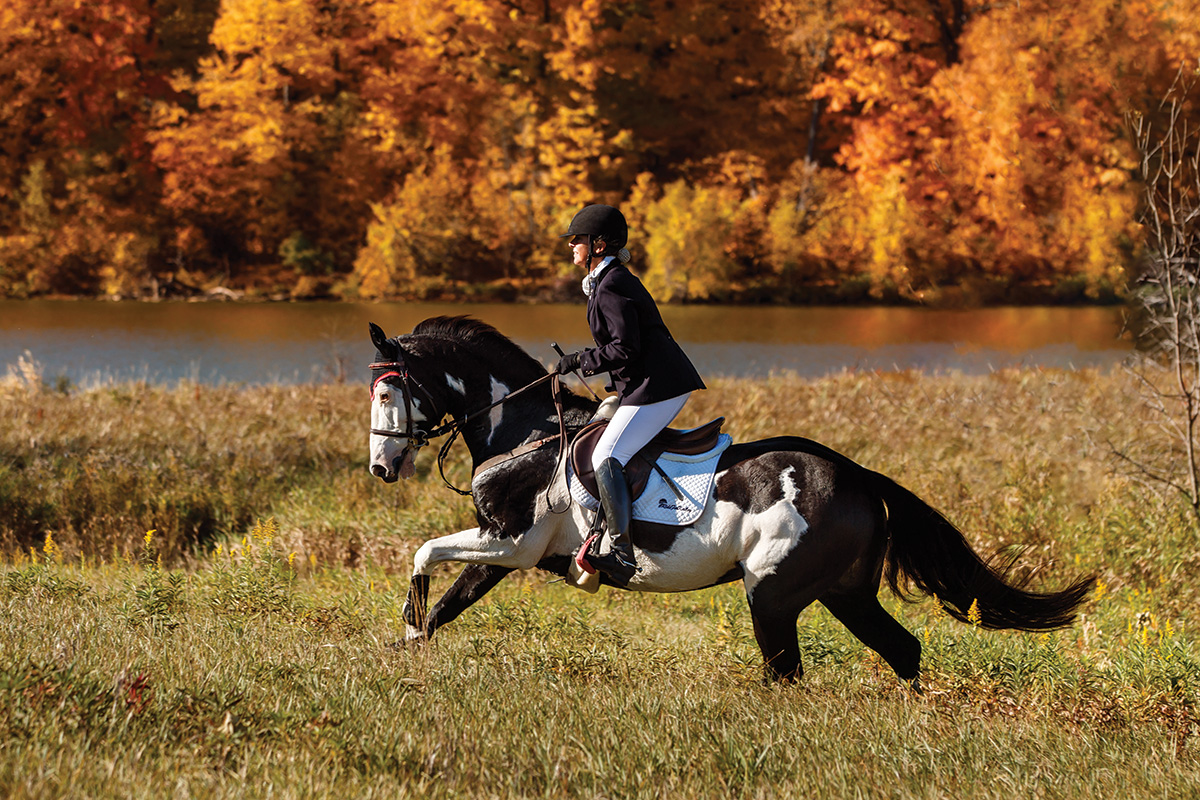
[368,317,1094,684]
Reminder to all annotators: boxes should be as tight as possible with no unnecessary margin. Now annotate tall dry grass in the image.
[1,364,1198,797]
[2,362,1187,598]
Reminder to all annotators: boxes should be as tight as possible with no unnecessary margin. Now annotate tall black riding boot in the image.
[588,457,638,584]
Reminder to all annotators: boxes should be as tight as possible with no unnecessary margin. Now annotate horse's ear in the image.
[369,322,395,358]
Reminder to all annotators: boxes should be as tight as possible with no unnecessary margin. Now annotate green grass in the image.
[1,366,1199,797]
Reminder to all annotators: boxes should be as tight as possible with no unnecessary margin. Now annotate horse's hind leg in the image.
[819,590,921,684]
[750,608,804,682]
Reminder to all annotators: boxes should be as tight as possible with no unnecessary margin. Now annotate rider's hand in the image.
[555,351,582,375]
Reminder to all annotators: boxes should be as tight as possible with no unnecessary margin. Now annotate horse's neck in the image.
[441,357,556,464]
[462,389,561,465]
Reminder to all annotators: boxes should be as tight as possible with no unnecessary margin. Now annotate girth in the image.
[569,417,725,501]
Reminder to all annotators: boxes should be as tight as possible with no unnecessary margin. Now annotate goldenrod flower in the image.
[967,598,982,627]
[43,532,62,565]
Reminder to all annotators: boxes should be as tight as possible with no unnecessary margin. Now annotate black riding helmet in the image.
[560,204,628,251]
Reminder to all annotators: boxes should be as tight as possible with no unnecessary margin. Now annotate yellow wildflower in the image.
[43,532,62,565]
[967,598,982,627]
[250,517,277,546]
[929,593,946,619]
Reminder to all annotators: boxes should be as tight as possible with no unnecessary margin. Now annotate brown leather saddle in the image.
[569,417,725,501]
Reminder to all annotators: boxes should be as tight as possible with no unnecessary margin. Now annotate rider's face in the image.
[569,236,605,270]
[569,236,589,269]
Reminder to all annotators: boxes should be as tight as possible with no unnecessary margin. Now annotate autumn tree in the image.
[808,0,1199,300]
[150,0,391,290]
[5,0,1200,301]
[926,0,1180,295]
[0,0,166,296]
[352,0,554,296]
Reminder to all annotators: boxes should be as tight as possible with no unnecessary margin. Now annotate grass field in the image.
[1,362,1198,797]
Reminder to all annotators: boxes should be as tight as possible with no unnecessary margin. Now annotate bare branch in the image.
[1124,64,1200,519]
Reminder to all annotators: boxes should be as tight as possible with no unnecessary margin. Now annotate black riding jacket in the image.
[578,263,705,405]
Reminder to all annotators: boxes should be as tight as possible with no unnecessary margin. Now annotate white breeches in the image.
[591,393,691,470]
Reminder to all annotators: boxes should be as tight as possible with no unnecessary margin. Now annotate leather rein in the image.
[369,356,569,498]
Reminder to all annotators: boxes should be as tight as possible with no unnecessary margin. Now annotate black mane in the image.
[408,316,548,377]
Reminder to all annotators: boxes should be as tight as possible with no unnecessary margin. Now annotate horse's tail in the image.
[869,471,1095,630]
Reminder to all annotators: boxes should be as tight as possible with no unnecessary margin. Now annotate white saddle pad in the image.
[568,433,732,526]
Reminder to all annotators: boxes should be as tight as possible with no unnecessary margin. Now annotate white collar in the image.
[581,256,618,297]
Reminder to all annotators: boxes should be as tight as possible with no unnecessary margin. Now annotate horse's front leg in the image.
[401,574,431,641]
[399,526,545,641]
[400,564,515,642]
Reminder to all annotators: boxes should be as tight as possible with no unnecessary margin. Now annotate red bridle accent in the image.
[370,371,402,400]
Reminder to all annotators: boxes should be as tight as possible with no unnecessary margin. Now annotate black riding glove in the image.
[555,351,582,375]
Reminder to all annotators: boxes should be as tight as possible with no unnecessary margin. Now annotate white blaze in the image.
[369,383,427,474]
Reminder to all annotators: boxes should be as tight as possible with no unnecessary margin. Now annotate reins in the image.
[371,362,571,502]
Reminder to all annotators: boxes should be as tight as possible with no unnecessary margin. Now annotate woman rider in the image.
[554,204,706,583]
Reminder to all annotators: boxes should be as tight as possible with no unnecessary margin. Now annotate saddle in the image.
[569,416,725,501]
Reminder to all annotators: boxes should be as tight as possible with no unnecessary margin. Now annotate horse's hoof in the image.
[387,637,425,652]
[387,626,428,651]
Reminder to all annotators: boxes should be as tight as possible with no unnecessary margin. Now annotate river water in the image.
[0,300,1132,386]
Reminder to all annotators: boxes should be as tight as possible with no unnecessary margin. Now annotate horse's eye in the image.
[379,392,390,404]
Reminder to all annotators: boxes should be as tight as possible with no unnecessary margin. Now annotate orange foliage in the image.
[2,0,1199,300]
[0,0,166,296]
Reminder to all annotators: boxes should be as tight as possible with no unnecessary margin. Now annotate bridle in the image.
[369,349,568,499]
[369,353,446,448]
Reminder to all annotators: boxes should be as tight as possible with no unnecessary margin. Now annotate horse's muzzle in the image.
[371,449,414,483]
[371,462,399,483]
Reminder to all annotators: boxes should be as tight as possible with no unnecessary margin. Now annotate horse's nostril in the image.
[371,464,388,478]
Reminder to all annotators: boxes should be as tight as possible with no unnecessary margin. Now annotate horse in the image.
[367,316,1094,684]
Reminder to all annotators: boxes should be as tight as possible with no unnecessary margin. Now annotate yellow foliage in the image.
[641,180,738,302]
